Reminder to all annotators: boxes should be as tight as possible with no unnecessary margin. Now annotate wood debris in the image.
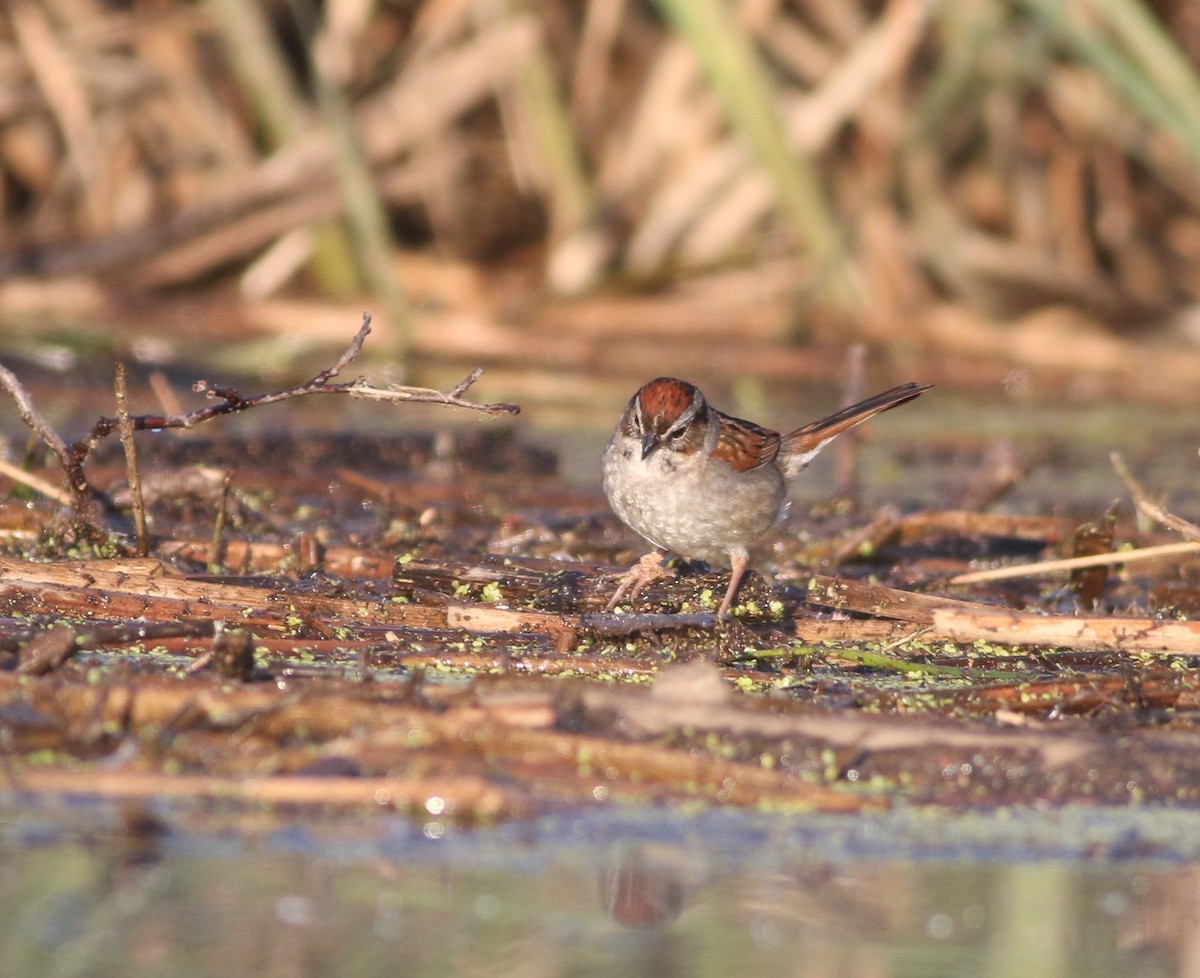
[0,418,1196,820]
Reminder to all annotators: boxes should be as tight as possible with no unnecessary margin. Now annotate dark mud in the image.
[1,424,1198,821]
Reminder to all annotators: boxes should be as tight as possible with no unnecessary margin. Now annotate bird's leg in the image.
[605,551,673,611]
[717,552,749,617]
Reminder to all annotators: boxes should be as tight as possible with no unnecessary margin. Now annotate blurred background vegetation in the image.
[3,0,1200,421]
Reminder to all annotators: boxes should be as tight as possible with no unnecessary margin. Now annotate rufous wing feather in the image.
[711,414,782,472]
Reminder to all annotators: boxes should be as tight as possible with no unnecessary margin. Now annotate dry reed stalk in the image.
[803,574,988,625]
[656,0,845,290]
[5,0,1200,388]
[621,67,743,268]
[970,673,1200,716]
[207,0,362,296]
[0,556,444,627]
[0,456,71,505]
[606,37,721,196]
[892,510,1073,545]
[11,769,530,818]
[753,8,835,84]
[933,607,1200,654]
[0,16,539,284]
[676,0,932,268]
[0,665,886,812]
[948,541,1200,585]
[473,1,592,244]
[157,538,395,577]
[571,676,1090,765]
[792,618,917,644]
[569,0,627,137]
[9,1,101,227]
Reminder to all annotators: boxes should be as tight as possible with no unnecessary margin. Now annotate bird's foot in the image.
[604,551,674,612]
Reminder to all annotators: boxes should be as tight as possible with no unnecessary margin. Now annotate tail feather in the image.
[779,382,931,477]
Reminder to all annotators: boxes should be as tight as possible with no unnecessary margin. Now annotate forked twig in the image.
[71,313,519,463]
[0,312,520,535]
[347,366,520,412]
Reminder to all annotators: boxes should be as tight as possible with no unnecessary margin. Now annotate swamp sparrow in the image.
[602,377,931,616]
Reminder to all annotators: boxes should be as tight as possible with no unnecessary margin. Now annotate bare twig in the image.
[1111,450,1156,533]
[449,367,486,398]
[826,505,901,565]
[115,364,149,556]
[1112,450,1200,542]
[961,439,1026,511]
[0,361,107,532]
[895,510,1071,543]
[347,373,521,414]
[208,471,234,575]
[1136,500,1200,542]
[0,364,69,461]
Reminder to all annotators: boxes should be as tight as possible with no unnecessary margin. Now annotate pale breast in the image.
[602,434,786,564]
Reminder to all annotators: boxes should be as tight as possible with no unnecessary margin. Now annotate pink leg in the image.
[717,551,749,618]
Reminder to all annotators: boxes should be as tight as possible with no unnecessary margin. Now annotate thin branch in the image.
[208,471,234,575]
[347,375,521,414]
[1112,450,1200,542]
[1111,450,1157,534]
[312,312,373,383]
[115,363,149,556]
[1136,500,1200,542]
[0,361,106,528]
[0,363,69,461]
[449,367,485,398]
[70,313,371,462]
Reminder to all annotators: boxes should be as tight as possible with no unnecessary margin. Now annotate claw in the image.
[604,551,673,612]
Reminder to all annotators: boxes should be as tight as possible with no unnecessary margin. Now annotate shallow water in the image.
[4,802,1200,978]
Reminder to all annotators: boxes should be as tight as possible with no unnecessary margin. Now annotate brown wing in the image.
[711,412,782,472]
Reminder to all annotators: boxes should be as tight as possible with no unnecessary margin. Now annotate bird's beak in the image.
[640,431,658,460]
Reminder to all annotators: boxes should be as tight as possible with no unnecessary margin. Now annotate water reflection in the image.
[1,805,1199,977]
[599,846,689,928]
